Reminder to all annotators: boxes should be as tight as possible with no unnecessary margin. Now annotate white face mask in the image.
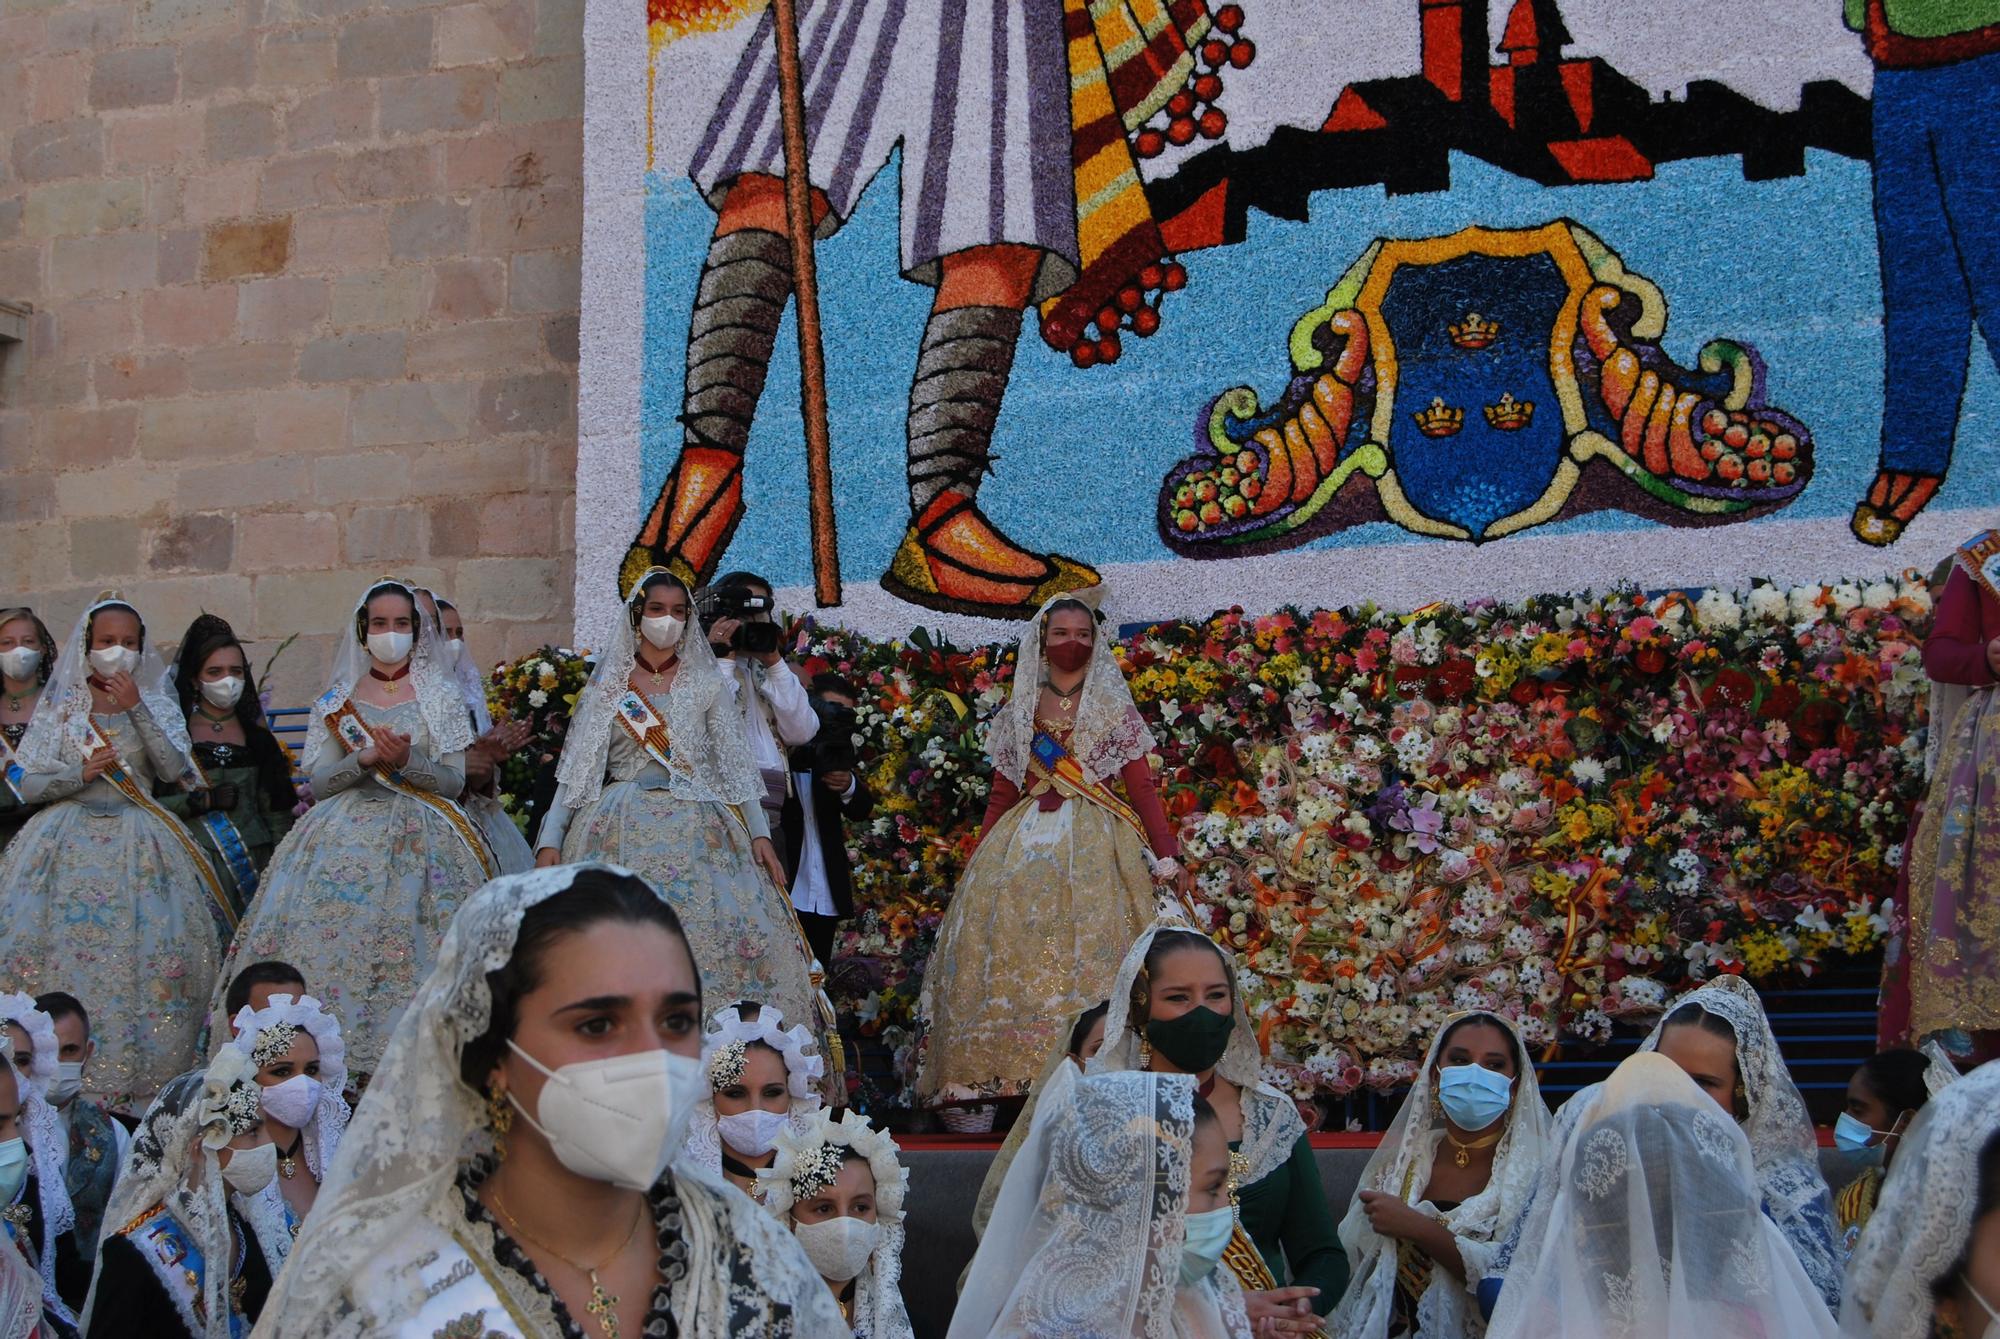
[0,1139,25,1207]
[638,614,684,652]
[221,1141,278,1196]
[366,630,413,665]
[48,1061,84,1106]
[446,637,464,658]
[793,1215,882,1284]
[87,646,139,678]
[506,1041,702,1192]
[716,1107,790,1158]
[1970,1282,2000,1339]
[200,676,245,710]
[0,647,39,682]
[259,1074,323,1129]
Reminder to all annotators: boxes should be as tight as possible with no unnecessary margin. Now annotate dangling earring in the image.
[487,1083,514,1160]
[1137,1030,1152,1069]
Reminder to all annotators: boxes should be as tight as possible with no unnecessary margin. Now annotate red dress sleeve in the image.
[977,771,1021,842]
[1924,568,2000,686]
[1120,756,1179,858]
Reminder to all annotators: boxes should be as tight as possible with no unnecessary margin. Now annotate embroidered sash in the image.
[1221,1221,1329,1339]
[613,689,675,772]
[71,715,237,933]
[356,1217,534,1338]
[125,1205,249,1339]
[1025,728,1149,843]
[1956,529,2000,603]
[183,755,261,905]
[63,1099,121,1257]
[0,733,22,805]
[320,695,497,880]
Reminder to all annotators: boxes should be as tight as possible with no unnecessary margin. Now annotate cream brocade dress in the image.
[918,717,1159,1098]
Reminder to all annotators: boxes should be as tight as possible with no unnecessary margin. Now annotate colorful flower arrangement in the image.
[486,647,592,833]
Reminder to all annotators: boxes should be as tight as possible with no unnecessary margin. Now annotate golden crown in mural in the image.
[1483,393,1534,431]
[1448,312,1500,348]
[1412,396,1465,438]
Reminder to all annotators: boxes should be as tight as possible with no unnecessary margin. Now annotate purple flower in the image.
[1389,791,1444,854]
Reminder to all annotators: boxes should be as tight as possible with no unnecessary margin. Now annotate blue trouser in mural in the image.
[1872,48,2000,476]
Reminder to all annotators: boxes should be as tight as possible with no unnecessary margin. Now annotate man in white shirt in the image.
[781,674,875,965]
[701,571,819,861]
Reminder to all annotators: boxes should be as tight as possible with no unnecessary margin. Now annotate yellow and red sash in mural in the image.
[1026,728,1149,843]
[613,689,675,772]
[68,716,237,932]
[1957,530,2000,603]
[322,698,496,879]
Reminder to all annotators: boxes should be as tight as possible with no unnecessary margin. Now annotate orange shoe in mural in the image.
[621,445,745,597]
[881,490,1099,619]
[1850,470,1943,547]
[1157,221,1815,555]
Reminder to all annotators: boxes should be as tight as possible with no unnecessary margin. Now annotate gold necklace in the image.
[1444,1127,1503,1168]
[635,653,677,693]
[1047,677,1082,712]
[493,1191,647,1339]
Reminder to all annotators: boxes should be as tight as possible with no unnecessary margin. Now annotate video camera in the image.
[696,584,781,656]
[807,697,860,776]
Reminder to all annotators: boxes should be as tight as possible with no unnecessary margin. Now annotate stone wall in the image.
[0,0,584,704]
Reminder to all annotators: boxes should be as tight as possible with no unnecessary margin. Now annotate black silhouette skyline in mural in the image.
[1148,0,1871,248]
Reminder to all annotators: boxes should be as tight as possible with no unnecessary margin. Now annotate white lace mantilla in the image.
[300,580,473,774]
[984,590,1156,787]
[12,598,196,779]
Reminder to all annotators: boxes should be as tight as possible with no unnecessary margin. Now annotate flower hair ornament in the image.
[203,1045,267,1147]
[756,1109,908,1224]
[230,993,349,1096]
[0,994,57,1094]
[700,1004,824,1100]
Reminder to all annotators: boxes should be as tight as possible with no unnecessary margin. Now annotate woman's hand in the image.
[1358,1188,1429,1241]
[1243,1286,1320,1336]
[98,671,141,713]
[370,727,412,772]
[1175,863,1194,900]
[81,750,118,783]
[751,835,787,888]
[535,847,560,869]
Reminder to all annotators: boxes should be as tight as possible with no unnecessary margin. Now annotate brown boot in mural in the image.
[624,227,793,595]
[1850,469,1942,547]
[880,305,1098,617]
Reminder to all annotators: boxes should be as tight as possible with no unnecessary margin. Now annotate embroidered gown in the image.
[214,698,487,1075]
[154,741,296,920]
[0,722,39,854]
[918,713,1177,1098]
[0,708,228,1105]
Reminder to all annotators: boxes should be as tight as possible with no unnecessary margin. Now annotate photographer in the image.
[782,673,876,965]
[699,571,819,859]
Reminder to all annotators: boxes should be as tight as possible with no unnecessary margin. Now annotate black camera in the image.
[808,698,860,776]
[696,586,780,656]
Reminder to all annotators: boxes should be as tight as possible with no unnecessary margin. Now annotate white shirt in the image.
[718,657,817,774]
[789,769,856,917]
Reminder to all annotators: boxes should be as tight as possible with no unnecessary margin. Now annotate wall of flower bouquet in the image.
[489,576,1934,1111]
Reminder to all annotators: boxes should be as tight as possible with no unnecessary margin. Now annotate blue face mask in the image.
[1834,1110,1889,1154]
[1179,1205,1235,1287]
[0,1138,26,1208]
[1436,1063,1513,1133]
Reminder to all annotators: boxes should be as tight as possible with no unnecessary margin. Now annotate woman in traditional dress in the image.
[534,569,821,1035]
[1488,1052,1837,1339]
[1907,529,2000,1052]
[426,592,535,875]
[213,579,494,1076]
[81,1042,277,1339]
[0,596,232,1106]
[1091,923,1346,1333]
[252,862,847,1338]
[0,609,57,854]
[953,1069,1250,1339]
[0,1053,64,1339]
[1833,1044,1959,1261]
[685,1002,824,1202]
[223,992,349,1275]
[155,614,299,918]
[1331,1012,1547,1339]
[758,1110,912,1339]
[918,591,1185,1102]
[0,994,83,1323]
[1841,1059,2000,1339]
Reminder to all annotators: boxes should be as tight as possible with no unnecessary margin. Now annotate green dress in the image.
[0,722,39,854]
[1234,1128,1349,1317]
[154,740,294,918]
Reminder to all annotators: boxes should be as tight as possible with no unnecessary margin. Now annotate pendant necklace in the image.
[494,1191,647,1339]
[1444,1128,1503,1168]
[277,1131,305,1180]
[636,652,678,693]
[368,664,410,697]
[195,705,234,735]
[1048,676,1082,713]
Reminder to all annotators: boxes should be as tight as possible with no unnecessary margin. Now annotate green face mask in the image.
[1146,1005,1235,1073]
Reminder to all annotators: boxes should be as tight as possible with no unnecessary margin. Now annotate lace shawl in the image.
[12,598,195,778]
[0,997,71,1322]
[757,1110,915,1339]
[228,993,352,1180]
[300,580,473,774]
[984,590,1156,787]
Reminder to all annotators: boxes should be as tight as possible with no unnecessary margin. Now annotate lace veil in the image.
[984,588,1156,787]
[13,597,193,777]
[683,1003,825,1178]
[228,993,352,1179]
[80,1044,265,1339]
[757,1109,914,1339]
[0,994,73,1322]
[1839,1058,2000,1339]
[1332,1011,1549,1337]
[300,579,472,774]
[1091,920,1306,1186]
[549,568,761,814]
[1490,1051,1837,1338]
[952,1070,1250,1339]
[425,593,494,734]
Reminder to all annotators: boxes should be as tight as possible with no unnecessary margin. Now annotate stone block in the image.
[12,116,102,182]
[0,199,18,242]
[473,184,578,253]
[328,266,424,328]
[0,475,55,524]
[138,397,256,460]
[405,317,542,376]
[508,248,577,314]
[426,497,480,556]
[254,568,379,637]
[49,230,156,296]
[335,144,440,203]
[429,257,503,322]
[106,107,204,170]
[39,404,137,469]
[476,370,571,435]
[206,100,280,162]
[133,0,237,41]
[535,0,582,56]
[174,455,308,510]
[292,205,388,273]
[388,197,469,261]
[23,176,142,237]
[343,504,425,563]
[408,436,533,493]
[8,356,90,411]
[158,227,202,284]
[70,516,138,579]
[237,274,327,340]
[437,0,530,66]
[477,491,557,554]
[256,27,335,88]
[248,385,348,451]
[351,380,473,446]
[95,351,188,401]
[179,33,254,98]
[497,56,582,125]
[187,341,296,392]
[0,522,71,593]
[140,283,238,347]
[300,329,404,382]
[256,150,341,211]
[53,464,171,518]
[52,295,132,359]
[89,46,177,110]
[379,68,493,137]
[307,449,414,505]
[444,123,579,191]
[149,511,235,572]
[453,557,561,620]
[0,244,40,303]
[132,575,257,647]
[29,52,92,123]
[282,84,373,153]
[337,11,433,79]
[202,216,291,280]
[237,510,337,571]
[46,7,130,54]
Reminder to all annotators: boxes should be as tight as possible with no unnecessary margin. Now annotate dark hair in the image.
[225,961,308,1020]
[627,571,691,626]
[1661,1002,1746,1117]
[354,583,419,646]
[33,992,87,1037]
[1435,1012,1523,1076]
[810,672,860,701]
[86,600,145,651]
[459,869,696,1090]
[711,571,771,595]
[0,609,57,687]
[726,999,784,1063]
[1191,1093,1220,1133]
[436,598,458,615]
[1854,1049,1931,1119]
[1933,1127,2000,1303]
[1067,1001,1110,1058]
[171,613,300,813]
[1129,930,1231,1031]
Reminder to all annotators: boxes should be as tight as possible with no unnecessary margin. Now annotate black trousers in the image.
[798,910,840,968]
